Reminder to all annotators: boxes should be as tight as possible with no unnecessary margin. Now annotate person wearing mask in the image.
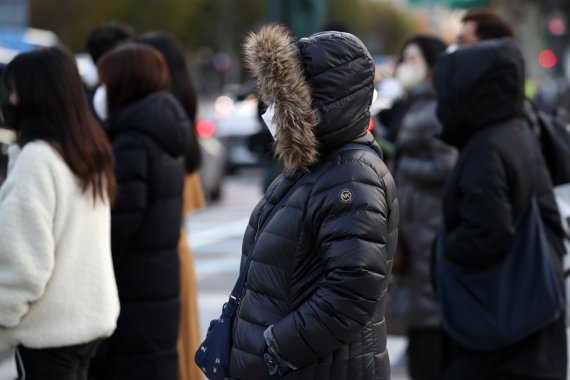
[224,24,398,380]
[91,43,187,380]
[248,98,283,192]
[0,46,119,379]
[391,35,457,380]
[136,31,205,380]
[434,38,567,380]
[85,22,134,121]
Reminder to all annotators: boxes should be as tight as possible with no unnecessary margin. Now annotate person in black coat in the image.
[226,25,399,380]
[435,38,567,380]
[391,35,456,380]
[90,43,187,380]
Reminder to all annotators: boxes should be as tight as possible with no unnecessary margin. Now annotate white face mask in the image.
[93,85,108,121]
[446,43,459,54]
[261,103,278,140]
[395,63,427,90]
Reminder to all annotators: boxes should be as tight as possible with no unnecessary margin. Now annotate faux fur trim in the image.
[243,24,319,172]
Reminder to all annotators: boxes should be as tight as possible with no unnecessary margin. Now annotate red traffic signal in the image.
[548,17,566,36]
[538,49,557,69]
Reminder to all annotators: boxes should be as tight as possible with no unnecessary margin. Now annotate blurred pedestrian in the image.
[434,38,567,380]
[455,8,570,190]
[215,24,399,380]
[85,22,134,121]
[136,31,205,380]
[390,35,456,380]
[86,21,135,65]
[0,46,119,379]
[455,8,514,48]
[90,43,187,380]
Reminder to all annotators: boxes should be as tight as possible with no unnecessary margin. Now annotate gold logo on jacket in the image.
[338,189,353,203]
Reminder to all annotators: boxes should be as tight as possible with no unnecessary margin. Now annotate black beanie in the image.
[400,36,447,70]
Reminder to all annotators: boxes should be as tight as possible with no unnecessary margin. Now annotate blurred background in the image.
[0,2,569,379]
[0,0,569,197]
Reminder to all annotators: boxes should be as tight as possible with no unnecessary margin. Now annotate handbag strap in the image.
[228,142,378,304]
[520,121,540,196]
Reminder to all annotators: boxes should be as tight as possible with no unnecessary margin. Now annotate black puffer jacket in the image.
[435,38,567,380]
[394,80,457,329]
[231,26,399,380]
[103,91,187,380]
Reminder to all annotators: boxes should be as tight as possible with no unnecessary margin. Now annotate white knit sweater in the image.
[0,141,120,351]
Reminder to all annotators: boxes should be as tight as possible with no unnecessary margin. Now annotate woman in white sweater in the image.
[0,46,120,379]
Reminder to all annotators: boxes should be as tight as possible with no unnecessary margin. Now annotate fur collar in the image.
[243,24,319,173]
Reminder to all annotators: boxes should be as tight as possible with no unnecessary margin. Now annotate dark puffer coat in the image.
[101,91,187,380]
[435,38,567,380]
[230,26,399,380]
[394,80,457,329]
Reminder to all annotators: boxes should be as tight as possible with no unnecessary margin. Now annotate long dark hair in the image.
[97,43,170,114]
[136,32,202,173]
[3,46,116,202]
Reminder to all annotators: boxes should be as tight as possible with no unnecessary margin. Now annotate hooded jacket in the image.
[229,25,399,380]
[100,91,187,380]
[435,38,566,379]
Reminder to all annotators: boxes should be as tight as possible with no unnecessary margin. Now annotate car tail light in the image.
[367,118,374,132]
[196,119,217,138]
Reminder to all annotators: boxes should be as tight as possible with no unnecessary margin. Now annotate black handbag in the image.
[434,125,564,351]
[194,174,307,380]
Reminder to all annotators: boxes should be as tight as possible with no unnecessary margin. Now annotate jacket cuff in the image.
[263,325,298,371]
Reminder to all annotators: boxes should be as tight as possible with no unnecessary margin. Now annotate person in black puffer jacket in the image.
[435,38,567,380]
[227,24,399,380]
[90,43,187,380]
[390,35,456,380]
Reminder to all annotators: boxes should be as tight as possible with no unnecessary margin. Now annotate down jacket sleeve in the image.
[0,144,55,345]
[110,133,148,262]
[270,154,394,368]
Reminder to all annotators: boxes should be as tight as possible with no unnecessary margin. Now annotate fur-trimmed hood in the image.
[243,24,375,172]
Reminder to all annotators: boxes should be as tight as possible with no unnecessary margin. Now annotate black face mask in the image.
[0,101,20,130]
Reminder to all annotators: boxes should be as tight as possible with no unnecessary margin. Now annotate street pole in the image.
[266,0,327,38]
[427,0,438,32]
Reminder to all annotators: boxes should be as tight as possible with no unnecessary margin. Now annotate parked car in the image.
[195,118,227,201]
[199,85,263,173]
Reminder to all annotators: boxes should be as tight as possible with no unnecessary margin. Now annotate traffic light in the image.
[548,15,566,36]
[538,13,567,74]
[266,0,326,38]
[538,49,557,69]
